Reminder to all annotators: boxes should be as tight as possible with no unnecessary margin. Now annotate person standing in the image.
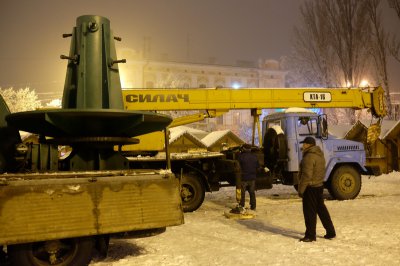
[238,144,259,211]
[298,136,336,242]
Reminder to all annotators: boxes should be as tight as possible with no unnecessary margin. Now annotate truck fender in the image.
[325,158,366,181]
[182,162,210,191]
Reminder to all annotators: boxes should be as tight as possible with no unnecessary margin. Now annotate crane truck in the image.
[0,15,183,266]
[120,87,387,212]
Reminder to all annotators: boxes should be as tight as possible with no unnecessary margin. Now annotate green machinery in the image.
[0,15,183,266]
[5,15,172,171]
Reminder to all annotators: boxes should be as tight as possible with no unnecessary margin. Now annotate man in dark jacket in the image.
[238,144,259,211]
[298,136,336,242]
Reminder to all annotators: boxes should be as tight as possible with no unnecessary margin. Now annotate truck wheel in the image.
[94,235,110,259]
[0,247,7,265]
[0,153,6,173]
[328,165,361,200]
[8,237,94,266]
[181,173,205,212]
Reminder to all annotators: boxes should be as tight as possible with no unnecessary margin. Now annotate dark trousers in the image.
[302,186,335,239]
[240,180,256,209]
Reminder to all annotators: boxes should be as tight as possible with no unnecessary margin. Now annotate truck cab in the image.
[262,108,366,200]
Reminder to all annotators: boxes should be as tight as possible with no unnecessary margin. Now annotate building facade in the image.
[118,48,287,142]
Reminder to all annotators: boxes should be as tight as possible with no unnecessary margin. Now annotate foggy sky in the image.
[0,0,399,100]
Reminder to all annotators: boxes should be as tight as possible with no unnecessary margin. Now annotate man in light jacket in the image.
[298,136,336,242]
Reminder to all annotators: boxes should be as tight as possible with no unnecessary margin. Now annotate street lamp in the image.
[360,79,369,87]
[232,82,240,89]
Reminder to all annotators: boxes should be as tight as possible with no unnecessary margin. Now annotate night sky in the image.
[0,0,399,102]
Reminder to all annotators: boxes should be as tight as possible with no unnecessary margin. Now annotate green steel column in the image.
[62,15,123,110]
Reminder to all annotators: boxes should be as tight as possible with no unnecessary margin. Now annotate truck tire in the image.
[0,152,5,173]
[263,127,287,171]
[94,235,110,259]
[0,247,6,265]
[328,165,361,200]
[8,237,94,266]
[181,172,205,212]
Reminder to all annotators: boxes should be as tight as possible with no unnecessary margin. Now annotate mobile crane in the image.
[120,86,387,212]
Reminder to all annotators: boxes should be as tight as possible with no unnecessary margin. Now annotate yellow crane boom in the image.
[122,87,386,116]
[122,86,386,145]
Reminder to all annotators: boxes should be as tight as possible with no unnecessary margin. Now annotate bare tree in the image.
[323,0,372,87]
[366,0,394,119]
[388,0,400,62]
[287,1,340,87]
[389,39,400,63]
[388,0,400,17]
[293,1,332,86]
[0,87,41,113]
[288,0,380,124]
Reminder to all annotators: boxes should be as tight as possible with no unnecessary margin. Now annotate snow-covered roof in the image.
[357,119,398,139]
[168,126,206,147]
[19,131,33,141]
[169,129,184,143]
[172,126,207,135]
[173,125,208,139]
[382,120,400,139]
[380,120,399,140]
[329,124,353,138]
[202,130,231,147]
[169,126,206,141]
[201,129,244,147]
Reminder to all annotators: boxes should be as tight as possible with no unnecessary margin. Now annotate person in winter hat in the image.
[298,136,336,242]
[237,143,259,211]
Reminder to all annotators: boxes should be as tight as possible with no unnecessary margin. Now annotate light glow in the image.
[232,82,240,89]
[360,79,369,87]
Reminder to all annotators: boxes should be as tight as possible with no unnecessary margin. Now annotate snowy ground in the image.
[91,172,400,266]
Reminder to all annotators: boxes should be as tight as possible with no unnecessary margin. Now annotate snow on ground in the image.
[91,172,400,266]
